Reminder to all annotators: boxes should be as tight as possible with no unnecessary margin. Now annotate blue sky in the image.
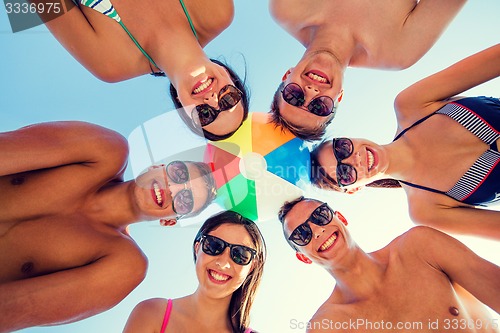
[1,1,499,332]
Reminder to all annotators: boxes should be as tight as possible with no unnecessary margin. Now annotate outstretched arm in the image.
[0,121,128,178]
[408,199,500,240]
[395,44,500,123]
[0,246,147,332]
[412,227,500,313]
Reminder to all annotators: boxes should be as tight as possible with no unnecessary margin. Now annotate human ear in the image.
[282,68,293,81]
[295,252,312,264]
[335,211,348,226]
[193,241,201,261]
[334,89,344,109]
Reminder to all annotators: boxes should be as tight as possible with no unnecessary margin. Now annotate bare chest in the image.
[0,167,98,225]
[0,215,117,284]
[323,269,495,333]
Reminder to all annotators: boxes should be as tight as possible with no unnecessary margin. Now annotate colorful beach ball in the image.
[204,112,310,221]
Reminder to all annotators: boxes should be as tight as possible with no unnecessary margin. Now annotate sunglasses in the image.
[166,161,194,216]
[201,234,257,266]
[281,83,335,116]
[288,203,334,247]
[333,138,357,187]
[191,85,243,127]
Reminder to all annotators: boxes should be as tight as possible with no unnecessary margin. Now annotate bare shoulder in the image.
[131,297,169,317]
[99,233,148,288]
[124,298,168,332]
[388,226,454,262]
[307,302,353,333]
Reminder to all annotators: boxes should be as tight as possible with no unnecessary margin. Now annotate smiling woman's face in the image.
[176,62,245,137]
[316,138,389,189]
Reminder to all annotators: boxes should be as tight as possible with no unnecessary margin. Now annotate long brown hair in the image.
[193,211,266,333]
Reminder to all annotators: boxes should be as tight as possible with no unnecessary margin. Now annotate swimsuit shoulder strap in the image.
[393,111,438,142]
[179,0,198,40]
[159,299,173,333]
[397,180,447,195]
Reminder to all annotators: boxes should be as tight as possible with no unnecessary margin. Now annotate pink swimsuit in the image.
[159,299,253,333]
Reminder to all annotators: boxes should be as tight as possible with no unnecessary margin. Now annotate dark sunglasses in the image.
[281,83,335,116]
[288,203,334,247]
[201,234,257,266]
[191,85,243,127]
[333,138,357,187]
[166,161,194,216]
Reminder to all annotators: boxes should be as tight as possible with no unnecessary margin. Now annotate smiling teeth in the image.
[319,233,337,252]
[210,270,230,282]
[153,182,163,205]
[307,73,327,83]
[193,78,213,94]
[367,150,374,170]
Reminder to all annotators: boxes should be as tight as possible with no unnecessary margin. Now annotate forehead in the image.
[208,223,254,248]
[283,199,323,234]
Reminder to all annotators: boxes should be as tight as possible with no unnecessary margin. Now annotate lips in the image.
[305,70,330,84]
[366,148,377,171]
[192,77,214,94]
[318,231,338,252]
[151,180,165,207]
[208,269,232,284]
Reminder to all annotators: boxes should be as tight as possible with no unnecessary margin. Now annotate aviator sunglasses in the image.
[166,161,194,216]
[200,234,257,266]
[192,85,243,127]
[288,203,334,247]
[281,83,335,116]
[333,138,358,187]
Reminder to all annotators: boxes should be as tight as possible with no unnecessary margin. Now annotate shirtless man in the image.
[0,121,216,332]
[279,197,500,333]
[269,0,466,140]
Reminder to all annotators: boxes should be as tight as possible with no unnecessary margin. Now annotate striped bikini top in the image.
[394,96,500,206]
[76,0,198,77]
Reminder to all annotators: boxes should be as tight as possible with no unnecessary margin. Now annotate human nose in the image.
[312,224,325,239]
[203,91,219,108]
[215,248,232,269]
[168,182,188,194]
[345,151,362,168]
[303,85,320,106]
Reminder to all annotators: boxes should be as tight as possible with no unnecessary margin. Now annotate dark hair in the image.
[277,196,306,251]
[268,82,333,142]
[193,211,266,333]
[169,59,250,141]
[310,141,344,191]
[310,142,401,191]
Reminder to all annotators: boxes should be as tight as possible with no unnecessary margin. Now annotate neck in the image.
[303,25,355,69]
[187,290,233,329]
[328,248,386,302]
[85,181,142,230]
[382,139,416,181]
[151,30,211,88]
